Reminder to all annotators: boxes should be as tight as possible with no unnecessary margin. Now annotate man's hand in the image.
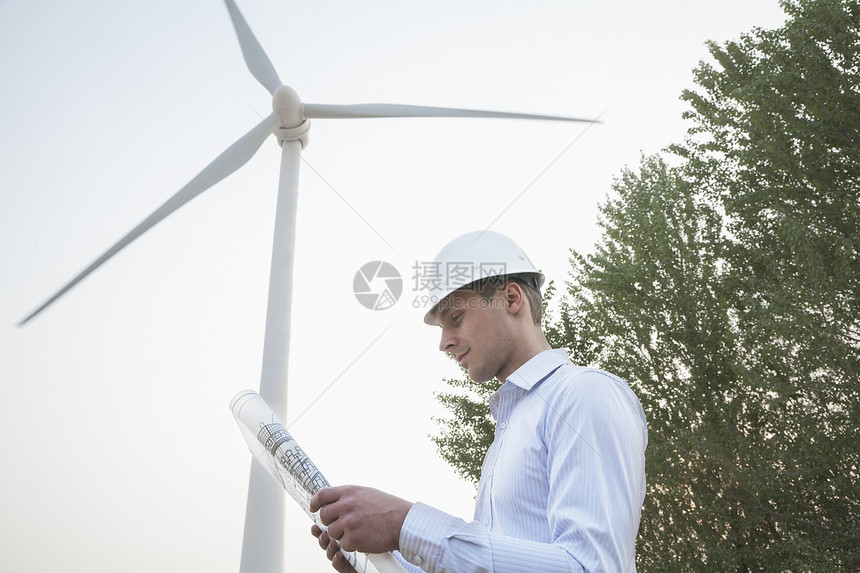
[310,524,358,573]
[309,485,413,554]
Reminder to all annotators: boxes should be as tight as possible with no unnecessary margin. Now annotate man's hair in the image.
[470,275,542,326]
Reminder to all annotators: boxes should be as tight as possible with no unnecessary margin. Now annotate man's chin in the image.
[467,368,493,384]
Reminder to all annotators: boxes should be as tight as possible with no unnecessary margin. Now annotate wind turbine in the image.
[18,1,598,571]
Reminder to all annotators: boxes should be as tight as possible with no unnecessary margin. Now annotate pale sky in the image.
[0,1,788,571]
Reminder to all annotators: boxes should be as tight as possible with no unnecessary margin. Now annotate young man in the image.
[310,230,648,572]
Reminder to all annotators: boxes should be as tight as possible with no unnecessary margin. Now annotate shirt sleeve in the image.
[541,370,647,571]
[398,503,583,573]
[392,550,425,573]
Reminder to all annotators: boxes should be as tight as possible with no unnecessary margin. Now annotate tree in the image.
[679,0,859,394]
[677,0,859,568]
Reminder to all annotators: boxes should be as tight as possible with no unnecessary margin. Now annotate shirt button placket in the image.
[485,418,510,531]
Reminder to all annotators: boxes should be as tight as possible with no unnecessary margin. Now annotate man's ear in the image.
[504,281,525,314]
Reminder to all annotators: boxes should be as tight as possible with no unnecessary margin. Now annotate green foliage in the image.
[432,0,859,569]
[431,369,501,485]
[667,1,860,569]
[679,0,860,391]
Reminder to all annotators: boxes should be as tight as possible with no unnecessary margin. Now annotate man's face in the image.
[434,289,512,383]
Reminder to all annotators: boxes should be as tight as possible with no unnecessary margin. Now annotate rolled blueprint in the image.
[230,390,406,573]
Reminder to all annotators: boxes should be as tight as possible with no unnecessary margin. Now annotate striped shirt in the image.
[397,348,648,572]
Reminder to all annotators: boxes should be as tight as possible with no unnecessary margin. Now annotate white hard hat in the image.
[421,230,545,325]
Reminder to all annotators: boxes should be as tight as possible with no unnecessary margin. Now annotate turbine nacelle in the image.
[272,85,310,148]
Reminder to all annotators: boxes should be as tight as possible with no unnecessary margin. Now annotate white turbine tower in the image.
[18,1,598,571]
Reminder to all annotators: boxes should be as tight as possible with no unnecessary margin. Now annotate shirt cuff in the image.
[398,502,459,571]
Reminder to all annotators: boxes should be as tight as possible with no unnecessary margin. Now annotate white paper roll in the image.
[230,390,406,573]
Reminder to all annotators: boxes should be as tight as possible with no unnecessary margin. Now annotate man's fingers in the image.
[331,550,356,573]
[310,523,329,549]
[310,485,347,512]
[310,514,358,573]
[318,501,339,527]
[312,524,353,573]
[326,538,340,561]
[326,521,343,544]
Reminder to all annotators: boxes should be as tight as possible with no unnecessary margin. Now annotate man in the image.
[311,230,648,572]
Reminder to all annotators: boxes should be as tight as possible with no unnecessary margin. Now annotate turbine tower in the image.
[18,1,598,571]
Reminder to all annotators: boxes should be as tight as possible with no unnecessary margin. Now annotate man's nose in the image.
[439,328,456,353]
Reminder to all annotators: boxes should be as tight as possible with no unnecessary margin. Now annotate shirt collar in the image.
[505,348,570,391]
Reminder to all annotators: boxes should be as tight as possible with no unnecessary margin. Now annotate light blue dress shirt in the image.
[396,348,647,572]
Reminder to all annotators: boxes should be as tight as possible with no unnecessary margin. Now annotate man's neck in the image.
[498,334,551,382]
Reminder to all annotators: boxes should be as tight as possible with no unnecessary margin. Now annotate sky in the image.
[0,1,789,571]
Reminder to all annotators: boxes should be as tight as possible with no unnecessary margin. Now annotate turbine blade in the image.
[18,114,279,326]
[302,103,599,123]
[224,0,282,95]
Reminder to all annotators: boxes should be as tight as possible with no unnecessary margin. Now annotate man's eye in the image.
[452,313,462,325]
